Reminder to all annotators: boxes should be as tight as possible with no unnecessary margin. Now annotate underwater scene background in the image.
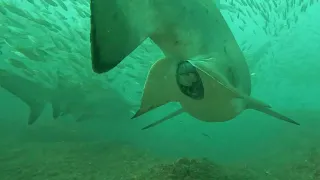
[0,0,320,179]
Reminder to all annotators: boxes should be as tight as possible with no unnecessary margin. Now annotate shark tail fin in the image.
[247,97,300,125]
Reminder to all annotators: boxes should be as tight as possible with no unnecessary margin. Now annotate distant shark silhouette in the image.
[89,0,299,129]
[51,73,133,123]
[0,69,61,124]
[0,69,126,124]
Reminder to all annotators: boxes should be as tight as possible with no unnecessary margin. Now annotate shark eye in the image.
[176,61,204,100]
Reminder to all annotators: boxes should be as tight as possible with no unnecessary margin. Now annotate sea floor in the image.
[0,122,319,180]
[1,140,320,180]
[0,141,164,180]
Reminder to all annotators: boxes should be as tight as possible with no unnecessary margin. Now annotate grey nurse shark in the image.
[89,0,300,129]
[54,78,133,123]
[0,68,60,124]
[0,69,98,124]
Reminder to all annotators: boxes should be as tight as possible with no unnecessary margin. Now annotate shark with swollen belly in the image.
[89,0,299,129]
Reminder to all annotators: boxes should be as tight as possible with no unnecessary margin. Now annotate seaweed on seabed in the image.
[134,158,257,180]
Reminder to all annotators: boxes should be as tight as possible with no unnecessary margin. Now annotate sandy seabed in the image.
[1,140,320,180]
[0,141,164,180]
[0,120,320,180]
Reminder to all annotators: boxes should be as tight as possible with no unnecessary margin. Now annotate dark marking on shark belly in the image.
[223,43,239,88]
[176,61,204,100]
[227,67,237,88]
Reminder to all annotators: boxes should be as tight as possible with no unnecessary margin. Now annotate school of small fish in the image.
[221,0,318,36]
[0,0,318,123]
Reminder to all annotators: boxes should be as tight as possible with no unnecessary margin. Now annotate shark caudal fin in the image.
[90,0,147,73]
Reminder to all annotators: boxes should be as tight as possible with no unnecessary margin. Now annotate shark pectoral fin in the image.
[132,57,178,119]
[90,0,147,73]
[142,108,184,130]
[194,64,270,109]
[247,97,300,125]
[27,101,45,125]
[245,96,271,108]
[193,63,299,125]
[215,83,299,125]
